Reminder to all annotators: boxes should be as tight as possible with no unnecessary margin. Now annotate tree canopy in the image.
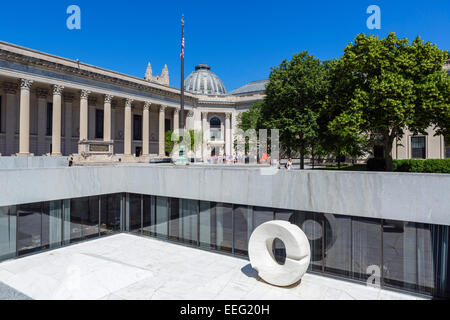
[328,33,450,170]
[236,33,450,171]
[259,51,329,169]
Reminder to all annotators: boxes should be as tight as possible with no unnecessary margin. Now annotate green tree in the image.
[237,101,263,131]
[328,33,450,171]
[165,130,181,156]
[260,51,329,169]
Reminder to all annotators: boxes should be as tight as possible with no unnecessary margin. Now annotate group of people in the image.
[206,153,295,170]
[207,153,250,164]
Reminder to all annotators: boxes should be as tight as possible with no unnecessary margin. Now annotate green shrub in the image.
[393,159,450,173]
[367,158,386,171]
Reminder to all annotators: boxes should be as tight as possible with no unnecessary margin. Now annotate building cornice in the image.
[0,41,198,105]
[0,41,265,109]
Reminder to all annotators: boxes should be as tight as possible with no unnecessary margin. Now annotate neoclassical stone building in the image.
[0,41,266,161]
[0,40,448,163]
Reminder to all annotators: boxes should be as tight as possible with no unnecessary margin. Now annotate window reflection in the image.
[69,197,99,243]
[1,194,449,299]
[100,193,122,234]
[234,205,252,256]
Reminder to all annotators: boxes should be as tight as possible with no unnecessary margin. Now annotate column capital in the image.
[36,88,49,99]
[143,101,152,111]
[159,105,167,112]
[104,94,114,103]
[225,113,232,120]
[52,84,64,96]
[63,93,75,103]
[202,111,208,119]
[173,108,180,115]
[80,89,91,100]
[125,98,134,108]
[20,79,34,91]
[2,82,18,94]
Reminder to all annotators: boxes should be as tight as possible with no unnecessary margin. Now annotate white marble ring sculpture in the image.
[248,220,311,287]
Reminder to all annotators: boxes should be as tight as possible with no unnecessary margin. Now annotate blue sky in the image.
[0,0,449,91]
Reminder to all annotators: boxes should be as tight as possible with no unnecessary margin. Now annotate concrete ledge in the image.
[0,165,449,226]
[0,156,67,169]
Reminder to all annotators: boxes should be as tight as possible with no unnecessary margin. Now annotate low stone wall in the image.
[0,165,449,226]
[0,156,68,169]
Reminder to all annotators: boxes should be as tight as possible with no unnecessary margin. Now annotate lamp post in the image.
[176,14,188,165]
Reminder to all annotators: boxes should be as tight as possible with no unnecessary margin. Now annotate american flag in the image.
[180,37,185,59]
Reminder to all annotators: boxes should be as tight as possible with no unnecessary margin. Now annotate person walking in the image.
[68,156,74,167]
[286,158,293,170]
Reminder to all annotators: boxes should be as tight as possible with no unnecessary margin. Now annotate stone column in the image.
[51,85,64,156]
[36,88,49,155]
[3,83,18,156]
[202,112,209,161]
[104,94,114,141]
[225,113,231,156]
[158,105,166,157]
[64,93,74,155]
[173,108,179,134]
[111,101,117,141]
[142,102,151,156]
[79,90,90,141]
[18,79,34,156]
[124,98,133,156]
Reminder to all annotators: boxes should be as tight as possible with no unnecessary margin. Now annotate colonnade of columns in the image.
[9,78,176,158]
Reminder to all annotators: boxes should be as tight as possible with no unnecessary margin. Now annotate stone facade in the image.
[0,41,261,162]
[0,41,447,162]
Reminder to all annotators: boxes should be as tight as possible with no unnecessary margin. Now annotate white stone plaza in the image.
[0,233,424,300]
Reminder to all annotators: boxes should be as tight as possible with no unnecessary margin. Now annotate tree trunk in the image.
[300,143,305,170]
[384,133,395,172]
[311,145,315,169]
[337,146,341,169]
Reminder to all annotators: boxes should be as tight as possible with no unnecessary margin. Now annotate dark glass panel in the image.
[233,205,252,256]
[155,197,168,239]
[424,224,450,298]
[48,200,62,249]
[142,195,153,236]
[70,197,99,243]
[275,209,293,221]
[17,202,48,255]
[129,194,142,233]
[100,193,121,235]
[216,203,233,253]
[324,214,352,277]
[199,201,216,249]
[84,197,99,239]
[0,206,16,260]
[272,238,286,265]
[289,211,323,272]
[382,220,418,291]
[273,210,294,262]
[70,197,87,243]
[180,199,198,245]
[169,198,181,241]
[351,216,382,281]
[253,206,273,229]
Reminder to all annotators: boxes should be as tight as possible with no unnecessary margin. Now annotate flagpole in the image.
[177,14,188,164]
